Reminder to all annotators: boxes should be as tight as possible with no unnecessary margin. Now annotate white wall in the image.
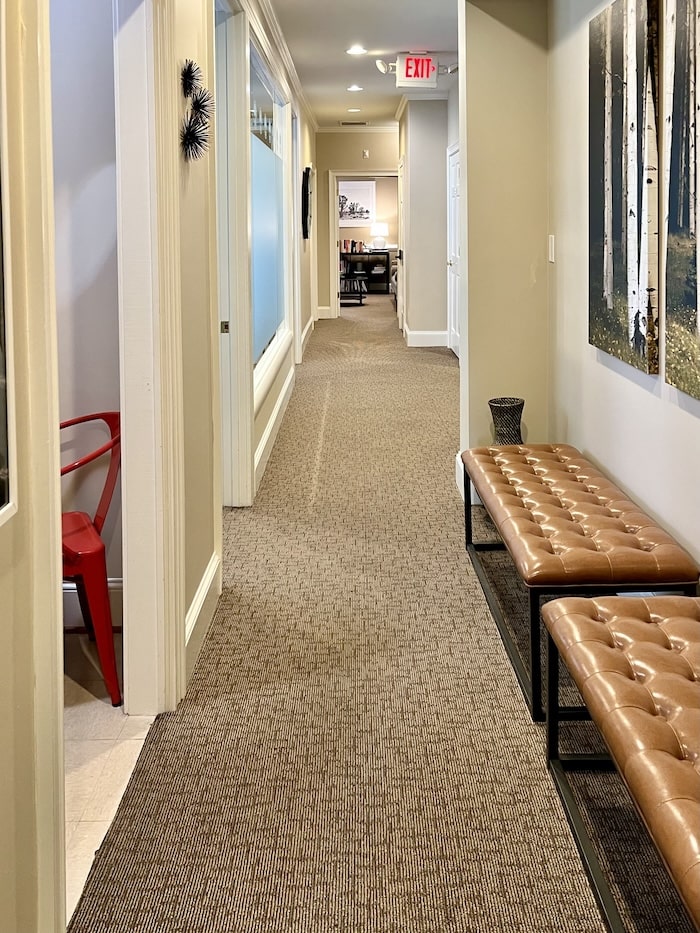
[51,0,122,582]
[550,0,700,560]
[401,99,449,342]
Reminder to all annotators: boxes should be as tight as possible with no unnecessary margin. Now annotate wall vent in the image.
[339,120,369,126]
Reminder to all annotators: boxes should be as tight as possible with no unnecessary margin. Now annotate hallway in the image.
[68,298,604,931]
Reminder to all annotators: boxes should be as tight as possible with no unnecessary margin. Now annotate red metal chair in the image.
[61,412,122,706]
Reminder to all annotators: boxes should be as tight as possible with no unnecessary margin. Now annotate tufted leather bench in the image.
[461,444,699,720]
[542,595,700,932]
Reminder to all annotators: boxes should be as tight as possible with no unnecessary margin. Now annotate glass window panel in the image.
[251,134,283,362]
[250,44,285,364]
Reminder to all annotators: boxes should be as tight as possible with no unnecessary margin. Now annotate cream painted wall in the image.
[315,130,399,308]
[338,176,398,247]
[299,120,316,334]
[400,99,449,338]
[1,0,64,928]
[550,0,700,561]
[466,0,549,444]
[175,2,219,607]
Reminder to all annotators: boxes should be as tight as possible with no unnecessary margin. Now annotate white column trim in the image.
[113,0,185,714]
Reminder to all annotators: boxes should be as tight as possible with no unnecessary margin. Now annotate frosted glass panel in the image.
[251,127,284,363]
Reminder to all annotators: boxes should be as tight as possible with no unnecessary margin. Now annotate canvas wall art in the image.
[665,0,700,400]
[589,0,660,374]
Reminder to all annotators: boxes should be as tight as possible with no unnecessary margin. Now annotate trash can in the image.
[488,397,524,445]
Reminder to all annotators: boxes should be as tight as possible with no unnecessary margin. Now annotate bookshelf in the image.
[339,251,391,296]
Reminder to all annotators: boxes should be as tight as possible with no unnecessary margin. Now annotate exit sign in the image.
[396,53,438,88]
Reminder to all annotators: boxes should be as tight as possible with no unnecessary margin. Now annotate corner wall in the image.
[401,99,449,343]
[550,0,700,560]
[466,0,549,446]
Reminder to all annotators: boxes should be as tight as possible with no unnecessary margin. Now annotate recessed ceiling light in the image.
[347,84,363,92]
[346,45,367,55]
[347,108,361,113]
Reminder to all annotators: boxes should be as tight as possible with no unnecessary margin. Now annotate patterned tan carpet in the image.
[68,297,690,932]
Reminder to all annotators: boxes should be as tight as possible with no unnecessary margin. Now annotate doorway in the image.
[329,170,399,319]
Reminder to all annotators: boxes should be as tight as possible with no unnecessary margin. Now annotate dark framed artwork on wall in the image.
[588,0,660,374]
[301,166,312,239]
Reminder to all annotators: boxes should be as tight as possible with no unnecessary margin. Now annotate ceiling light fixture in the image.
[347,84,363,92]
[347,108,361,113]
[346,44,367,55]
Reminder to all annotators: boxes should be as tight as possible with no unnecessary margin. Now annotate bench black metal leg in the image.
[529,590,544,722]
[546,632,625,933]
[463,464,473,550]
[546,632,559,760]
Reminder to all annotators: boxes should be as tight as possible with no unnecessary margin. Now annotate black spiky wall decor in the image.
[181,59,202,98]
[190,86,215,123]
[180,60,214,161]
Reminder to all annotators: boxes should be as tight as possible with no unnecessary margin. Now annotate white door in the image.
[396,158,406,330]
[447,144,460,357]
[215,7,254,508]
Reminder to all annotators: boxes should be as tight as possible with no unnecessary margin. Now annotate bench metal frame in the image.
[463,464,698,722]
[545,631,624,931]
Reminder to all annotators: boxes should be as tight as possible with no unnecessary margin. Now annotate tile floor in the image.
[64,633,155,920]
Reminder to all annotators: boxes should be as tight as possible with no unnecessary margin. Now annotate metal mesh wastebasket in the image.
[488,397,524,445]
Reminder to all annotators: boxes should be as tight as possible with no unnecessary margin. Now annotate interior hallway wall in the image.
[465,0,549,444]
[50,0,122,588]
[0,0,64,928]
[339,176,399,247]
[299,119,317,337]
[315,129,399,312]
[550,0,700,561]
[173,0,221,609]
[175,0,220,609]
[400,99,449,341]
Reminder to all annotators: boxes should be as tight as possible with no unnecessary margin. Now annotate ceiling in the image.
[265,0,459,128]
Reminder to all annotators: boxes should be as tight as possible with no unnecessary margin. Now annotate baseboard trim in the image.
[315,305,333,320]
[404,327,449,348]
[254,365,295,491]
[301,315,314,354]
[63,578,123,629]
[185,551,222,679]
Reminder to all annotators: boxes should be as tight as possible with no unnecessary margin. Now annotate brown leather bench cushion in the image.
[541,595,700,928]
[461,444,699,587]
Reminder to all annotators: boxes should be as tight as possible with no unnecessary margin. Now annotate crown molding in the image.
[240,0,318,131]
[395,91,449,122]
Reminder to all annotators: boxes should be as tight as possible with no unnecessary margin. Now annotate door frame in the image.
[215,4,255,508]
[447,142,460,357]
[328,169,399,319]
[113,0,186,713]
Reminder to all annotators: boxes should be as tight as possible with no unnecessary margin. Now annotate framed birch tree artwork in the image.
[589,0,660,374]
[665,0,700,400]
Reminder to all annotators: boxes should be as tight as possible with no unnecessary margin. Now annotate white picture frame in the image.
[339,180,375,227]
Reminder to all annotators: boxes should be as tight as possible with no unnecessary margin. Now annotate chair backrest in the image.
[60,412,121,534]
